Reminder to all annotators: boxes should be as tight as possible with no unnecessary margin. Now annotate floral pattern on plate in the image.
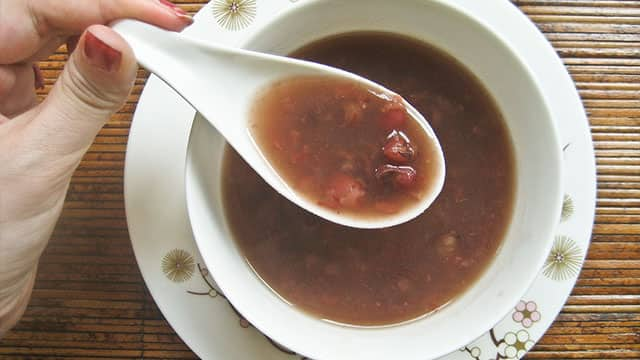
[211,0,257,31]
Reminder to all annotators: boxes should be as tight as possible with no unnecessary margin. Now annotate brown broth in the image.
[222,32,515,326]
[249,77,441,217]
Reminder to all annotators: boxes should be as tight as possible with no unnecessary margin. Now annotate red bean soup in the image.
[222,32,515,326]
[249,76,442,218]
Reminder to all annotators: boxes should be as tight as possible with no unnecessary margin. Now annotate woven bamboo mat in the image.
[0,0,638,358]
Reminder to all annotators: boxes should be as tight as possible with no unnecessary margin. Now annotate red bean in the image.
[379,109,406,131]
[393,170,417,187]
[374,164,417,188]
[379,95,407,130]
[382,130,416,164]
[325,173,366,208]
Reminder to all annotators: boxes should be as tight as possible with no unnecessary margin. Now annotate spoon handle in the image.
[111,20,182,75]
[110,19,297,210]
[110,19,219,97]
[110,20,254,142]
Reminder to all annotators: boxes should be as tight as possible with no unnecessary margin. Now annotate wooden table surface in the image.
[1,0,639,358]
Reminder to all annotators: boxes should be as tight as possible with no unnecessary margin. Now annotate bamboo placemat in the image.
[1,0,638,358]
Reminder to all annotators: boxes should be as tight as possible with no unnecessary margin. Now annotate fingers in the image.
[0,0,192,64]
[30,0,193,34]
[0,64,38,117]
[22,25,137,159]
[32,0,193,35]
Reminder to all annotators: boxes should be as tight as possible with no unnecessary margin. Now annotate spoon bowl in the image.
[112,19,445,228]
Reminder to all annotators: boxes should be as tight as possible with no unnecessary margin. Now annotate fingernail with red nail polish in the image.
[173,8,194,26]
[177,12,194,25]
[84,31,122,72]
[157,0,193,25]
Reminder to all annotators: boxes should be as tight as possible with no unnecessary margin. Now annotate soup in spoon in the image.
[249,76,442,218]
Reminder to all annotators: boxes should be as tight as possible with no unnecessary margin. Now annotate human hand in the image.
[0,0,193,336]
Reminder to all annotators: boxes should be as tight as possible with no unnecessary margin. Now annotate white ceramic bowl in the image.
[185,0,563,359]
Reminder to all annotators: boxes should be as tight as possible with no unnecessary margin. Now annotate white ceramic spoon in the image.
[112,19,445,229]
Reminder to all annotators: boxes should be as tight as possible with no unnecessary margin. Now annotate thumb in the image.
[29,25,137,157]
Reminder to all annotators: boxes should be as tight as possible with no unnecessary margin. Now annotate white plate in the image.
[124,1,596,359]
